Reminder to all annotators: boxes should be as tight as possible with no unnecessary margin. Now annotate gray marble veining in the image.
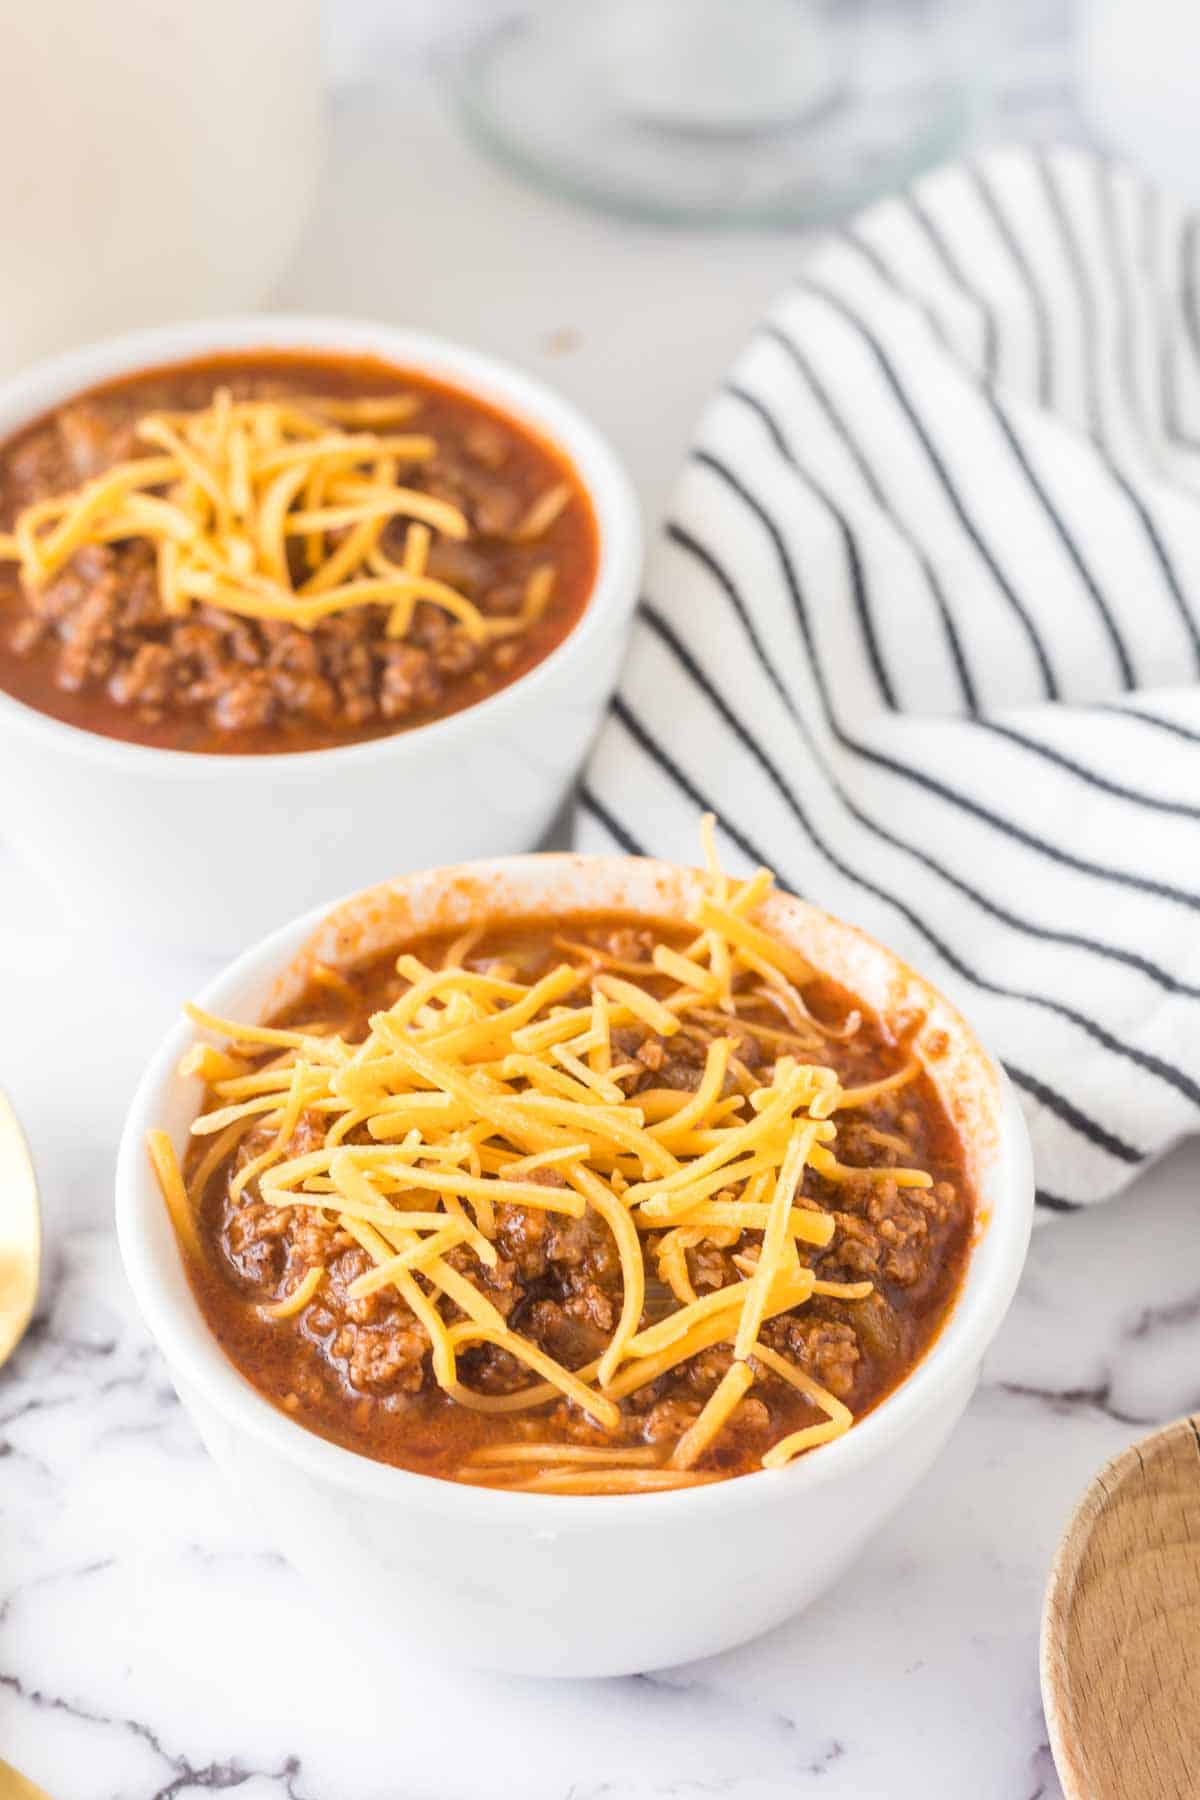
[4,817,1198,1797]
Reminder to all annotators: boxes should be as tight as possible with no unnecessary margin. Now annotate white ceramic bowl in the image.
[116,854,1034,1679]
[0,318,640,951]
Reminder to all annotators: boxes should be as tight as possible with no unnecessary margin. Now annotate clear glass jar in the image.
[446,0,972,227]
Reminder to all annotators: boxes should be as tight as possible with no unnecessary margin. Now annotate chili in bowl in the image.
[116,835,1034,1677]
[0,317,639,949]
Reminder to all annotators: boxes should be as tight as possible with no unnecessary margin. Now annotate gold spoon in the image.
[0,1102,57,1800]
[0,1758,56,1800]
[0,1087,39,1368]
[1041,1415,1200,1800]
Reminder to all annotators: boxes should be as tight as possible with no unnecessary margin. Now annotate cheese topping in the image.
[0,387,564,638]
[148,819,946,1489]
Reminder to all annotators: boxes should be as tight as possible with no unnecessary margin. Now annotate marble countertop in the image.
[5,814,1198,1797]
[8,16,1200,1798]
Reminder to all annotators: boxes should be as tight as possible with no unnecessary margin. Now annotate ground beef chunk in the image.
[685,1346,736,1397]
[422,537,488,595]
[733,1396,771,1435]
[766,1315,862,1400]
[471,483,521,537]
[829,1210,883,1279]
[544,1209,619,1278]
[868,1185,935,1287]
[288,1210,347,1270]
[444,1243,522,1321]
[825,1175,959,1288]
[107,640,173,710]
[522,1294,612,1366]
[464,420,510,470]
[56,583,118,691]
[379,642,443,719]
[458,1341,530,1396]
[8,613,44,654]
[343,1323,428,1395]
[210,668,276,732]
[648,1033,707,1090]
[617,927,660,959]
[642,1397,702,1443]
[641,1385,768,1452]
[615,1025,710,1094]
[688,1236,735,1293]
[225,1202,291,1289]
[494,1203,553,1283]
[509,1208,622,1367]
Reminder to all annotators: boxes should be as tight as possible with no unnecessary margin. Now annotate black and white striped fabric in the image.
[577,146,1200,1213]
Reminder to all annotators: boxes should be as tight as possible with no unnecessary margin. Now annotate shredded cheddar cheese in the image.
[145,1130,202,1265]
[259,1265,324,1319]
[0,387,570,639]
[669,1360,756,1470]
[144,817,954,1489]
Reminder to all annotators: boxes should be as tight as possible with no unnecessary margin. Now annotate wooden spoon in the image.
[0,1087,39,1368]
[1041,1416,1200,1800]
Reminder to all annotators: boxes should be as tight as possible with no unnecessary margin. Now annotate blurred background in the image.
[6,0,1193,529]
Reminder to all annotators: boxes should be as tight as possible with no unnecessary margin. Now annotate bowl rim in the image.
[0,314,641,780]
[115,852,1035,1528]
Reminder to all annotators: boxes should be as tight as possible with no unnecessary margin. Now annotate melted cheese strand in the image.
[693,899,815,988]
[752,1344,853,1467]
[627,1268,814,1362]
[446,1324,620,1431]
[259,1265,324,1319]
[508,1468,718,1494]
[566,1160,644,1388]
[345,1220,470,1296]
[834,1061,921,1108]
[466,1443,661,1467]
[646,1037,732,1144]
[657,1228,701,1306]
[146,1131,202,1263]
[669,1361,755,1470]
[593,975,682,1038]
[733,1124,817,1359]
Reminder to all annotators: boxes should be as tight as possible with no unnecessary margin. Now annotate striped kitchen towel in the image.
[577,146,1200,1212]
